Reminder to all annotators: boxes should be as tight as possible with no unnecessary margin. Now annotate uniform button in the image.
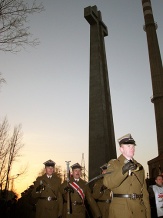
[130,184,132,186]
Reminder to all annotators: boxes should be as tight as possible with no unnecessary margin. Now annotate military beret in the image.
[43,159,55,167]
[71,163,82,170]
[118,133,136,146]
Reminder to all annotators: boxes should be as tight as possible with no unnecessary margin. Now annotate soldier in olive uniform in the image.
[103,133,151,218]
[92,163,111,218]
[60,163,102,218]
[32,160,63,218]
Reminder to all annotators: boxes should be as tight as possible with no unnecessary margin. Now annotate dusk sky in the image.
[0,0,163,196]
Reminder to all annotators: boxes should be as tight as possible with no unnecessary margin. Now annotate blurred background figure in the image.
[148,175,163,218]
[92,163,111,218]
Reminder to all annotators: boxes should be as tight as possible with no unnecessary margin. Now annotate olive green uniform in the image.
[60,177,101,218]
[92,178,111,218]
[32,173,63,218]
[103,154,151,218]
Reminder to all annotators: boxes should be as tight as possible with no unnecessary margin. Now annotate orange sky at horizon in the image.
[11,141,157,198]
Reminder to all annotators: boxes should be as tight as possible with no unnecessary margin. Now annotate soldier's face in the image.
[45,166,54,176]
[120,144,135,159]
[72,168,81,179]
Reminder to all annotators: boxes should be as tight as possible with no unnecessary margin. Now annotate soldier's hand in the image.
[122,160,137,175]
[36,184,45,193]
[100,185,107,192]
[64,186,74,193]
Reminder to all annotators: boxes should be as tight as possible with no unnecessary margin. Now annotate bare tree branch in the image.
[0,118,25,198]
[0,73,6,91]
[4,124,23,191]
[0,0,44,52]
[0,117,9,178]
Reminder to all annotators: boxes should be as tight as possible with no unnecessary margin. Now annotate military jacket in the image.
[60,177,101,218]
[103,154,151,218]
[92,178,111,218]
[32,173,63,218]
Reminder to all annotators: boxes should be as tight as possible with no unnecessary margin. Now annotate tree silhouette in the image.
[0,0,44,52]
[0,118,25,199]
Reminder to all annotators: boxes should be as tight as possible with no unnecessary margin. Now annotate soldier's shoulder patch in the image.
[107,159,118,167]
[37,176,42,180]
[108,159,116,164]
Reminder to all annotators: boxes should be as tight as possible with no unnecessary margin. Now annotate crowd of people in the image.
[1,133,163,218]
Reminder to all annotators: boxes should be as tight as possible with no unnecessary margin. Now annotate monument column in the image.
[84,6,117,180]
[142,0,163,155]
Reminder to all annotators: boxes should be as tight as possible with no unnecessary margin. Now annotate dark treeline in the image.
[0,185,36,218]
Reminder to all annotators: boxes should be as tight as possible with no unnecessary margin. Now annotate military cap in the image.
[100,163,108,170]
[71,163,82,170]
[118,133,136,146]
[43,159,55,167]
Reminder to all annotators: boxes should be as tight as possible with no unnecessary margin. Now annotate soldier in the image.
[60,162,102,218]
[92,163,111,217]
[32,159,63,218]
[103,133,151,218]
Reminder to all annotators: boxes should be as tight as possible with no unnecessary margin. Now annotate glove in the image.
[64,186,74,193]
[36,184,45,193]
[58,216,62,218]
[100,185,107,192]
[122,160,137,175]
